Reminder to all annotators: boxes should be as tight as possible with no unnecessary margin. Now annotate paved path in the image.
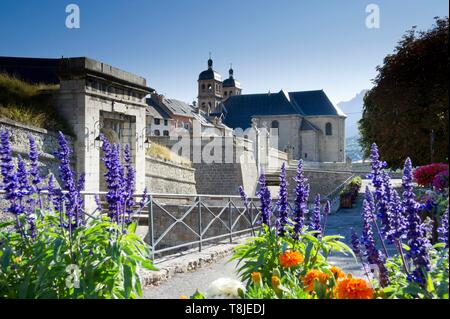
[142,179,402,298]
[142,255,240,299]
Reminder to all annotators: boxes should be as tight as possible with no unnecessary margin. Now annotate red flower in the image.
[413,163,449,187]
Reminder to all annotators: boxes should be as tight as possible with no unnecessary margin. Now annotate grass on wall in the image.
[0,73,72,134]
[146,142,191,167]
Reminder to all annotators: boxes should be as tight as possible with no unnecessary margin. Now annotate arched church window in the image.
[271,120,279,129]
[325,122,332,136]
[201,84,206,91]
[224,91,228,96]
[154,130,160,136]
[208,84,212,91]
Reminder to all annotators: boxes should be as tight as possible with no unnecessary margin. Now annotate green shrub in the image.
[0,214,156,299]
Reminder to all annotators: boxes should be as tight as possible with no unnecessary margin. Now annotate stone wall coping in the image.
[0,117,75,140]
[145,155,194,171]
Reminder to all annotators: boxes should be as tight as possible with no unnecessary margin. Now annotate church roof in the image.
[223,77,241,88]
[222,89,346,129]
[198,58,222,81]
[198,69,222,81]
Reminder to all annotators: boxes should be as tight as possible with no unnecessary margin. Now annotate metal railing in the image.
[143,193,262,259]
[0,190,262,259]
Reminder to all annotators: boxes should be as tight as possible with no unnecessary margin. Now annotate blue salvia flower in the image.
[368,144,391,239]
[0,130,26,236]
[46,174,60,212]
[351,228,361,257]
[16,156,29,194]
[364,186,376,223]
[310,194,322,237]
[27,134,41,188]
[94,194,102,212]
[402,157,431,284]
[55,132,83,229]
[322,200,330,235]
[123,144,135,222]
[293,160,309,238]
[438,207,449,248]
[361,198,379,265]
[379,171,394,239]
[139,186,149,209]
[256,171,272,227]
[101,136,126,223]
[388,189,407,242]
[0,130,18,199]
[239,186,249,208]
[361,196,390,287]
[276,162,289,237]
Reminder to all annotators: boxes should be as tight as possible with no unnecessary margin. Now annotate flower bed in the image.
[0,130,156,298]
[187,145,449,299]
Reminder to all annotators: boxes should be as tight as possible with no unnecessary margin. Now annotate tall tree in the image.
[359,17,449,168]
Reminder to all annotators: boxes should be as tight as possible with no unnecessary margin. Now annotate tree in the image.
[359,17,449,168]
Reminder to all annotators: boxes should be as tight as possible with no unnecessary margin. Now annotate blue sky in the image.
[0,0,448,104]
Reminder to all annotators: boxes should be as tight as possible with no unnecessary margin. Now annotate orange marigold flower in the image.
[279,250,304,268]
[330,266,345,279]
[180,295,189,299]
[335,278,374,299]
[271,275,281,288]
[302,269,329,292]
[251,271,262,286]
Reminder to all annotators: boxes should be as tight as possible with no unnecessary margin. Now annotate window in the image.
[201,84,206,91]
[229,91,232,96]
[208,84,212,91]
[164,119,168,126]
[163,130,169,136]
[154,130,160,136]
[271,120,279,129]
[304,153,308,159]
[224,91,228,96]
[154,118,161,125]
[325,122,332,136]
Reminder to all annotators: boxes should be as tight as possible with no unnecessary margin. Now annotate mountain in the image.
[337,89,368,162]
[337,89,368,138]
[345,135,365,162]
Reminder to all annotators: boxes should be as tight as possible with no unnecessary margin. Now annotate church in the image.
[197,58,347,163]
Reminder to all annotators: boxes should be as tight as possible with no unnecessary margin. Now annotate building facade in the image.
[222,89,346,162]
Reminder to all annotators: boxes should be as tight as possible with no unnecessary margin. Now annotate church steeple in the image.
[197,54,223,114]
[222,62,241,101]
[228,64,234,78]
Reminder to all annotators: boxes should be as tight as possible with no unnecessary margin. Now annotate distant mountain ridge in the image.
[337,89,368,162]
[337,89,368,138]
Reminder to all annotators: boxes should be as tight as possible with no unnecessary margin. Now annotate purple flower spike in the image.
[293,160,309,238]
[438,207,448,248]
[276,162,290,237]
[256,170,272,227]
[403,157,431,284]
[310,194,322,237]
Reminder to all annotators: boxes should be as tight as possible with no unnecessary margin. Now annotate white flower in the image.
[206,277,246,299]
